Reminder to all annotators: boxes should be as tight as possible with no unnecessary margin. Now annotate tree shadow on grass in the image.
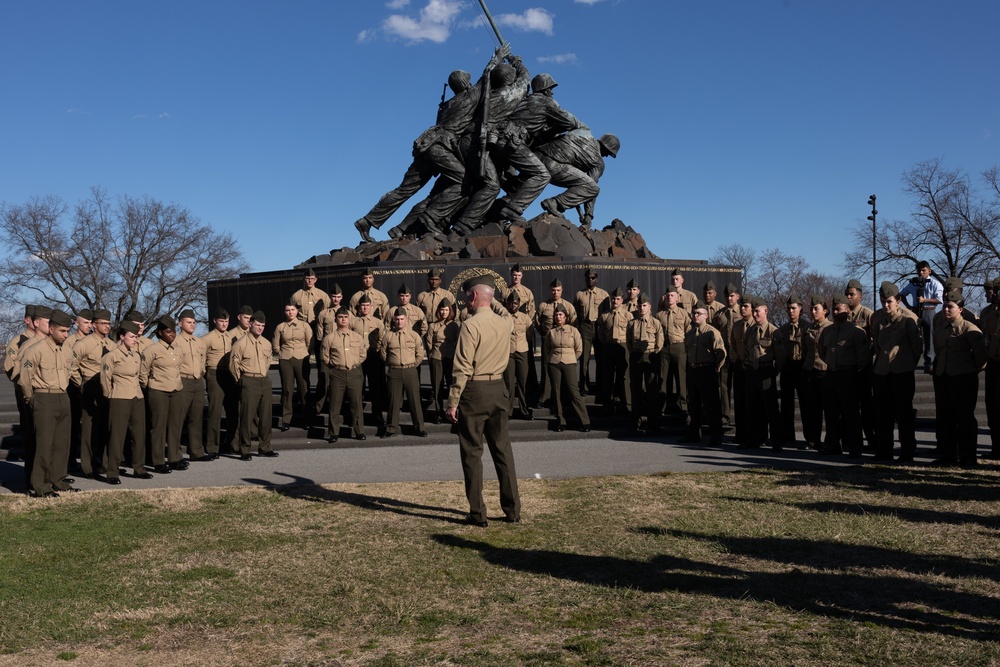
[773,466,1000,502]
[243,472,468,524]
[432,530,1000,641]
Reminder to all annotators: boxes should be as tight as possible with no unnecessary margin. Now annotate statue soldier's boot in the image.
[497,205,526,225]
[387,226,404,240]
[541,198,565,218]
[354,217,375,243]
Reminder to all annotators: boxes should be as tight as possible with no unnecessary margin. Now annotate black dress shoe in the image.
[277,424,290,432]
[62,477,76,484]
[327,435,338,443]
[258,450,279,457]
[210,452,220,460]
[382,432,396,439]
[169,460,190,471]
[579,426,591,433]
[417,430,428,438]
[466,516,488,527]
[896,455,914,464]
[502,516,521,524]
[106,477,122,485]
[191,454,214,462]
[134,472,154,480]
[239,454,252,461]
[356,434,367,441]
[153,464,172,474]
[555,425,565,432]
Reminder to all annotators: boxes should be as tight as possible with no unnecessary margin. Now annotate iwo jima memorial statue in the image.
[208,1,738,324]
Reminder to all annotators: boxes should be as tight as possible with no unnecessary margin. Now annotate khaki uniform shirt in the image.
[101,343,143,400]
[415,287,450,323]
[676,287,698,314]
[229,333,272,381]
[873,310,922,375]
[72,334,114,386]
[3,330,30,379]
[597,306,631,345]
[350,287,390,320]
[229,325,251,346]
[745,321,784,370]
[547,325,582,364]
[379,325,425,368]
[316,305,355,342]
[849,304,875,338]
[623,297,641,318]
[501,284,535,318]
[705,300,726,320]
[778,319,805,363]
[447,307,513,409]
[177,331,207,380]
[730,318,752,362]
[574,286,610,323]
[141,339,183,392]
[17,336,76,401]
[201,328,232,373]
[713,306,740,353]
[685,322,727,372]
[290,287,330,324]
[134,336,153,356]
[355,313,384,352]
[383,302,428,336]
[627,315,664,355]
[982,304,1000,361]
[802,319,832,372]
[535,298,577,337]
[272,320,312,360]
[320,329,367,370]
[508,312,531,354]
[818,320,870,370]
[68,330,90,350]
[933,317,987,376]
[656,306,691,345]
[425,320,461,360]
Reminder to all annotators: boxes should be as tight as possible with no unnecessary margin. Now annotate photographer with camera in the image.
[899,260,943,373]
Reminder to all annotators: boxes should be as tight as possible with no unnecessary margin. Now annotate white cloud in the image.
[382,0,463,44]
[574,0,603,4]
[357,28,374,43]
[386,0,410,8]
[495,8,555,35]
[537,53,578,65]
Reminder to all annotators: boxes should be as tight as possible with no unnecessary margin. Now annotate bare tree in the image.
[963,166,1000,280]
[0,187,250,330]
[710,243,757,294]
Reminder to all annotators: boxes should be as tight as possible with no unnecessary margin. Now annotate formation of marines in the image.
[4,262,999,504]
[353,45,620,243]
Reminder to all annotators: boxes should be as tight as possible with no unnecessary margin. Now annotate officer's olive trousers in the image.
[457,379,520,524]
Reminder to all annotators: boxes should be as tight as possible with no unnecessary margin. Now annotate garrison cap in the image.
[751,296,766,309]
[786,295,803,307]
[992,277,1000,289]
[50,310,73,328]
[92,308,112,321]
[671,268,683,276]
[461,275,496,292]
[504,291,520,304]
[438,297,453,309]
[627,277,640,289]
[362,266,375,276]
[944,290,964,303]
[303,268,317,277]
[335,307,351,317]
[584,266,597,277]
[724,282,739,296]
[985,279,994,289]
[944,276,963,291]
[810,294,826,307]
[846,279,864,292]
[553,303,569,316]
[510,263,522,273]
[427,268,443,278]
[637,292,650,305]
[665,285,678,294]
[329,282,343,295]
[34,305,53,320]
[76,308,93,321]
[693,300,709,312]
[156,315,176,330]
[739,295,753,306]
[393,307,407,318]
[832,295,848,306]
[126,310,146,322]
[357,295,372,305]
[238,306,253,317]
[177,309,196,320]
[397,283,410,295]
[251,311,266,324]
[610,287,623,298]
[119,320,140,336]
[25,305,36,318]
[879,281,899,300]
[213,307,229,320]
[703,281,717,292]
[550,278,562,288]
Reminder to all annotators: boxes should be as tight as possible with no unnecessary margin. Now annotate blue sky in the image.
[2,0,997,279]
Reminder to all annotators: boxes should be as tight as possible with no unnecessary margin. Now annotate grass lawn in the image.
[1,465,999,666]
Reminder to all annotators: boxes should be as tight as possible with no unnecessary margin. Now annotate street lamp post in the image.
[867,194,878,310]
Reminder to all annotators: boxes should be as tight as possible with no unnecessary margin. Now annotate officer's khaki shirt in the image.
[685,322,727,372]
[933,316,987,376]
[598,306,630,345]
[535,298,577,337]
[745,321,784,370]
[290,287,330,324]
[350,288,390,320]
[501,284,535,318]
[229,333,272,381]
[873,310,922,375]
[425,320,461,360]
[321,329,367,370]
[177,331,207,379]
[17,336,75,400]
[802,319,832,372]
[141,339,183,392]
[627,315,664,355]
[656,306,691,345]
[547,325,583,365]
[378,325,425,368]
[574,287,610,323]
[72,334,114,385]
[818,320,870,370]
[101,343,143,400]
[448,307,513,409]
[201,328,232,372]
[272,320,312,360]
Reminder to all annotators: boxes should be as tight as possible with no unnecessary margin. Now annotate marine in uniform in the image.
[932,291,987,467]
[870,282,922,462]
[729,295,754,443]
[314,284,350,415]
[546,305,591,432]
[596,288,631,414]
[273,303,313,430]
[384,283,428,336]
[623,278,642,317]
[202,307,238,455]
[669,269,698,315]
[981,277,1000,459]
[17,309,78,497]
[415,268,450,331]
[67,308,93,466]
[845,279,876,449]
[503,292,533,419]
[379,307,427,438]
[712,284,741,427]
[446,276,520,527]
[626,293,664,432]
[289,268,330,411]
[424,299,460,422]
[777,296,806,443]
[743,297,785,450]
[355,296,388,428]
[817,296,870,457]
[534,279,577,406]
[70,308,114,477]
[101,321,152,482]
[501,264,537,401]
[320,307,368,442]
[681,301,727,445]
[702,281,725,320]
[801,296,832,450]
[349,267,391,320]
[5,305,37,477]
[655,285,691,416]
[140,316,188,473]
[573,267,609,395]
[229,311,278,460]
[176,309,210,461]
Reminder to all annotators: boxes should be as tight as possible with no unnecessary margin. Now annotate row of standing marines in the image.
[5,262,999,500]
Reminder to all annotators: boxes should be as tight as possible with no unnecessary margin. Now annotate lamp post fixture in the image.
[867,194,878,310]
